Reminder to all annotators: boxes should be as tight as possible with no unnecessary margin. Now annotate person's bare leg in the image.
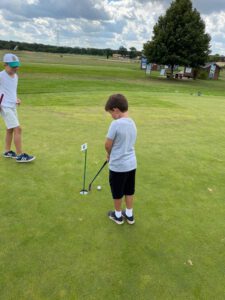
[124,195,135,223]
[114,198,123,211]
[125,195,133,209]
[13,126,22,154]
[5,128,13,152]
[108,198,123,223]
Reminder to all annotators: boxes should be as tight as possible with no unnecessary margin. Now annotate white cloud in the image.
[203,11,225,54]
[26,0,39,5]
[0,0,224,54]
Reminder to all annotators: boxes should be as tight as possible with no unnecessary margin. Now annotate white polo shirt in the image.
[0,70,18,108]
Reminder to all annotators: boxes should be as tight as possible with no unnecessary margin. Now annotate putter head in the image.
[88,184,92,191]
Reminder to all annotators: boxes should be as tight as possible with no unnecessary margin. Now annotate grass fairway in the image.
[0,51,225,299]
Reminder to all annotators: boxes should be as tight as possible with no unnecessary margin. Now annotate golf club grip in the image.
[0,94,4,104]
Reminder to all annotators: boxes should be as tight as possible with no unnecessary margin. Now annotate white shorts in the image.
[0,106,20,129]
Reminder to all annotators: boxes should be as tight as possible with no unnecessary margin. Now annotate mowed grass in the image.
[0,50,225,299]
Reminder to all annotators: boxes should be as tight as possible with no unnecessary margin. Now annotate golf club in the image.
[88,160,108,191]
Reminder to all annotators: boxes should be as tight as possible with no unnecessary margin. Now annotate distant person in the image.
[0,53,35,162]
[105,94,137,225]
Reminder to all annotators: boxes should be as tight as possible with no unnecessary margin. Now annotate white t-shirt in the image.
[0,70,18,108]
[107,117,137,172]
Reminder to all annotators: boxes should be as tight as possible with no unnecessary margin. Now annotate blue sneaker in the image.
[108,211,124,225]
[122,210,135,224]
[3,150,17,158]
[16,153,36,163]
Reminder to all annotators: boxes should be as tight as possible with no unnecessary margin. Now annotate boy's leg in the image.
[1,107,21,154]
[108,198,124,224]
[13,126,22,154]
[114,198,123,212]
[2,107,35,162]
[123,195,135,224]
[125,195,133,209]
[122,170,136,224]
[5,128,14,152]
[124,170,135,211]
[108,171,125,224]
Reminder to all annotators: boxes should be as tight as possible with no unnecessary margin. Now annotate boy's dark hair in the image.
[105,94,128,112]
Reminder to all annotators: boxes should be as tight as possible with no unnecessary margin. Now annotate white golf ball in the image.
[97,185,102,191]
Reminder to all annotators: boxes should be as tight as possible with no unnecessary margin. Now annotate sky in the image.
[0,0,224,54]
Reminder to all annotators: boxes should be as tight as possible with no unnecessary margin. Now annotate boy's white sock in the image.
[126,208,133,217]
[115,210,122,218]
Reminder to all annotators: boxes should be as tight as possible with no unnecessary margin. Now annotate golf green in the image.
[0,51,225,299]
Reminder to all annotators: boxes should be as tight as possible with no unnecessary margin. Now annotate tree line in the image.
[0,40,141,59]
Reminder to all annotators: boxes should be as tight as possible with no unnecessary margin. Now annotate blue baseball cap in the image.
[3,53,21,67]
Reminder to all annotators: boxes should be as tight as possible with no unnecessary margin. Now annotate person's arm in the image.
[105,138,113,161]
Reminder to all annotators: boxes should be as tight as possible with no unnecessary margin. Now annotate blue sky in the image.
[0,0,224,54]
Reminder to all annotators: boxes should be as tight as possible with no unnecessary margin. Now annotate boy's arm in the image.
[105,138,113,161]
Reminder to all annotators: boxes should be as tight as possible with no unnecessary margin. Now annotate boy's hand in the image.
[16,98,21,105]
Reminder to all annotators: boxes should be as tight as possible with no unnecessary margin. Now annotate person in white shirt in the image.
[0,53,35,162]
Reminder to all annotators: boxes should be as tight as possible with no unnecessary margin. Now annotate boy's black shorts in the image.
[109,169,136,199]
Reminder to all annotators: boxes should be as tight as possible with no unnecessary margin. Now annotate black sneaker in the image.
[122,210,135,224]
[3,150,17,158]
[108,211,124,225]
[16,153,36,163]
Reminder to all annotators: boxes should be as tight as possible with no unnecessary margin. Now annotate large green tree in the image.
[118,46,128,57]
[143,0,211,77]
[129,47,138,59]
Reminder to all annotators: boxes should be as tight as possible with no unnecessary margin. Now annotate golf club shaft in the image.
[89,160,107,190]
[0,94,4,105]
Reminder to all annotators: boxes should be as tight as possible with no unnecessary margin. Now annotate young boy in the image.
[105,94,137,225]
[0,53,35,162]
